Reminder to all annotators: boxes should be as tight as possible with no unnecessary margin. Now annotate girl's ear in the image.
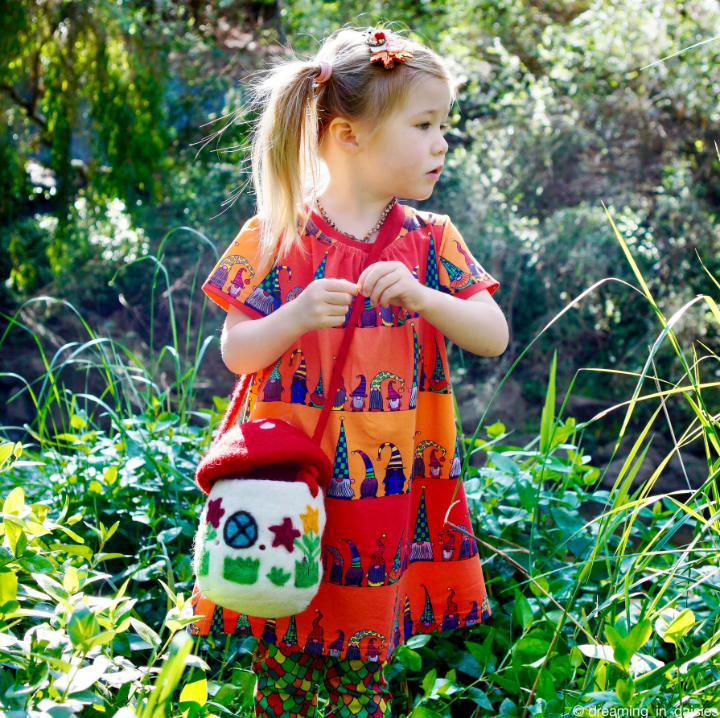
[326,117,362,155]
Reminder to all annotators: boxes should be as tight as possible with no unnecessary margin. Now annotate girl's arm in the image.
[220,277,358,375]
[221,303,306,375]
[415,287,508,357]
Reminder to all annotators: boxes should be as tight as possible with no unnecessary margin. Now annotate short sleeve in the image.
[437,217,499,299]
[202,216,279,319]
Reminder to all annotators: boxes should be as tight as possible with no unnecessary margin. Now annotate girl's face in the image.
[359,76,452,201]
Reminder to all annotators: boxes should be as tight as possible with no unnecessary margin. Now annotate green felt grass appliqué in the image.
[197,524,217,577]
[267,566,292,586]
[223,555,259,584]
[293,532,321,588]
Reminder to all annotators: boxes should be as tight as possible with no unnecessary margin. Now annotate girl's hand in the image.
[356,261,428,313]
[292,278,359,332]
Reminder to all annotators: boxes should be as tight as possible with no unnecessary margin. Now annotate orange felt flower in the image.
[365,27,414,69]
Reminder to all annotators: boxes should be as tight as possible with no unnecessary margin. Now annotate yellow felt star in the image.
[299,504,319,535]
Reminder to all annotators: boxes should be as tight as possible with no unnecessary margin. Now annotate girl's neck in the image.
[314,183,395,242]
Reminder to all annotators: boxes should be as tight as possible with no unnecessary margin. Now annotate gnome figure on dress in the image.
[193,416,331,618]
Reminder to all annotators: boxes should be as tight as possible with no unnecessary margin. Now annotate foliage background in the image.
[3,0,720,447]
[2,1,720,717]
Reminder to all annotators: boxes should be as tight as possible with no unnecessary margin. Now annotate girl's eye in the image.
[417,122,450,131]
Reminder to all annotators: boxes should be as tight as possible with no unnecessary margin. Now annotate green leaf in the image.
[513,590,534,631]
[55,433,81,443]
[409,707,442,718]
[179,674,208,708]
[83,630,118,650]
[422,668,437,697]
[396,645,422,672]
[486,421,506,438]
[464,640,489,666]
[71,414,87,430]
[234,669,256,708]
[660,609,695,646]
[515,636,552,656]
[466,687,493,709]
[67,603,101,648]
[130,617,161,649]
[0,443,14,470]
[535,667,556,703]
[609,620,652,671]
[63,566,80,594]
[3,487,24,516]
[616,677,634,706]
[529,575,549,598]
[540,351,557,454]
[140,632,193,718]
[45,521,85,543]
[0,570,18,605]
[49,543,94,561]
[24,520,51,536]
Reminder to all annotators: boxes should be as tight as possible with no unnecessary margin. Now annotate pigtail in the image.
[249,62,322,264]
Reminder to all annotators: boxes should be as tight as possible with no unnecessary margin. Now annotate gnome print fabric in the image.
[191,201,498,663]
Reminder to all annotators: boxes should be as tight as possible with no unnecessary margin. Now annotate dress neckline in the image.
[307,201,405,253]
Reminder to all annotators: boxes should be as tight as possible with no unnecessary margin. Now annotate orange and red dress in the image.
[190,201,498,663]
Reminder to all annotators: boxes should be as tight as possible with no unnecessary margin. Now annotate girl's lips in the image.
[427,168,443,178]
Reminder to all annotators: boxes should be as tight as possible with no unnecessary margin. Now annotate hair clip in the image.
[364,27,413,69]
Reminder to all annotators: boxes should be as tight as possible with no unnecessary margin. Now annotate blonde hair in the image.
[223,26,455,264]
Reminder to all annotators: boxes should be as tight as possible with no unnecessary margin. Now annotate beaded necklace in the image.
[315,196,398,243]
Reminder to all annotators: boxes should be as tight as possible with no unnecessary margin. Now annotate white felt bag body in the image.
[193,478,327,618]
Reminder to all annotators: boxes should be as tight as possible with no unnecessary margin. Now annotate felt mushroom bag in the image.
[193,406,333,618]
[192,226,398,619]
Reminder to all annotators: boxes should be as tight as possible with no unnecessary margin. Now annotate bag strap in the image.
[215,203,416,446]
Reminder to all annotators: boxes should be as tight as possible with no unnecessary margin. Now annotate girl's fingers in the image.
[360,265,393,297]
[370,272,400,307]
[324,292,355,306]
[324,278,359,293]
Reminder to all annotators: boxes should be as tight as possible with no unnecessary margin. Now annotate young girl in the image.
[190,25,508,718]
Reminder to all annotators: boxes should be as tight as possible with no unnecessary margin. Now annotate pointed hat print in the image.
[450,434,461,479]
[390,528,404,575]
[332,416,349,480]
[353,449,376,479]
[387,380,401,400]
[379,442,403,469]
[314,251,329,280]
[411,486,432,543]
[352,374,367,396]
[425,233,440,291]
[440,255,465,282]
[281,615,298,646]
[431,338,446,381]
[419,584,435,623]
[209,605,225,635]
[290,349,307,380]
[256,259,278,295]
[341,538,362,569]
[329,630,345,653]
[268,357,282,382]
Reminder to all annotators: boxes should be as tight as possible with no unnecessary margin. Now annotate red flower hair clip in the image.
[364,27,414,69]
